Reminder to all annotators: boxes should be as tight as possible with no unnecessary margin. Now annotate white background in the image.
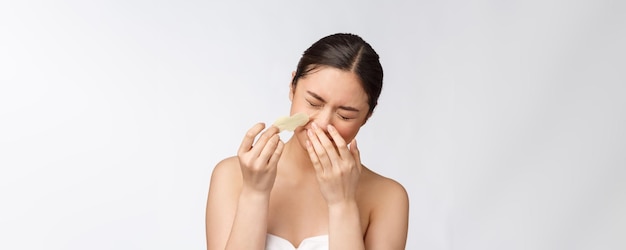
[1,0,625,249]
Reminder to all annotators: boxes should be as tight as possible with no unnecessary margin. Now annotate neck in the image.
[279,135,315,174]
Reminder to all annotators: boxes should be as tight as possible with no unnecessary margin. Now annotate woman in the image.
[206,33,409,250]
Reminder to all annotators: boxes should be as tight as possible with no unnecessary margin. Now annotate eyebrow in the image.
[306,90,360,112]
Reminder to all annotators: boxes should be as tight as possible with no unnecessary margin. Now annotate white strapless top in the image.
[265,234,328,250]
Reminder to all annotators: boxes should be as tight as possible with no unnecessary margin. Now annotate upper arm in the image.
[205,157,242,250]
[364,179,410,250]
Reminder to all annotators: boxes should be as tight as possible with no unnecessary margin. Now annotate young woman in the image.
[206,33,409,250]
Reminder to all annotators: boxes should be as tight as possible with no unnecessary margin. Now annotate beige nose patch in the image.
[273,113,310,132]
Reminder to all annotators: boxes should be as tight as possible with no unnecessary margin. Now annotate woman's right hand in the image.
[237,123,284,195]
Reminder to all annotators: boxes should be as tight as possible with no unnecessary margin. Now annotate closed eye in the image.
[337,114,355,120]
[307,100,322,108]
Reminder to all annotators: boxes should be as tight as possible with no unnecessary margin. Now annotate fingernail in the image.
[307,129,312,137]
[312,122,318,130]
[327,125,335,132]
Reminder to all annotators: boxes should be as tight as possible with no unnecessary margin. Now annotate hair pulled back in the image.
[291,33,383,116]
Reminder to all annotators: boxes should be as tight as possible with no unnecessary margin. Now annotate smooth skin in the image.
[205,67,409,250]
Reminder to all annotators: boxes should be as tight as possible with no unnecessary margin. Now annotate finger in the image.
[267,138,284,167]
[258,134,281,164]
[238,123,265,155]
[305,139,324,175]
[349,138,362,172]
[311,123,340,166]
[327,124,350,159]
[307,127,333,172]
[248,126,281,157]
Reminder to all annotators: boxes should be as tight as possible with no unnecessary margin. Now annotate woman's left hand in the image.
[305,122,362,206]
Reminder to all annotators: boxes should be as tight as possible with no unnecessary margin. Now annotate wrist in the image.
[240,187,271,201]
[328,200,359,214]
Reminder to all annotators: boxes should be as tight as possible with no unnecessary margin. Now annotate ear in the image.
[289,71,296,102]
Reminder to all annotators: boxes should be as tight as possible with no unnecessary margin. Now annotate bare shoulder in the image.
[208,156,244,199]
[358,166,409,249]
[206,156,243,249]
[359,166,409,204]
[210,156,242,186]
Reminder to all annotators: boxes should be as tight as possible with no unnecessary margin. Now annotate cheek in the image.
[290,98,310,115]
[334,124,360,142]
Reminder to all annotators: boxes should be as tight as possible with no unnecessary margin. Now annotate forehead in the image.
[296,67,368,105]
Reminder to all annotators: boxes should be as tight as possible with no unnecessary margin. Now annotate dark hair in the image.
[291,33,383,116]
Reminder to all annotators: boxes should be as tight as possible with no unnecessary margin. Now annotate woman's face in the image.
[289,66,370,147]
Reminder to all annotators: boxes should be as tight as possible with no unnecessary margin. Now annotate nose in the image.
[310,109,332,131]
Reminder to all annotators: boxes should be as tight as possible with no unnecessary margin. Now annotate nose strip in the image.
[273,113,309,132]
